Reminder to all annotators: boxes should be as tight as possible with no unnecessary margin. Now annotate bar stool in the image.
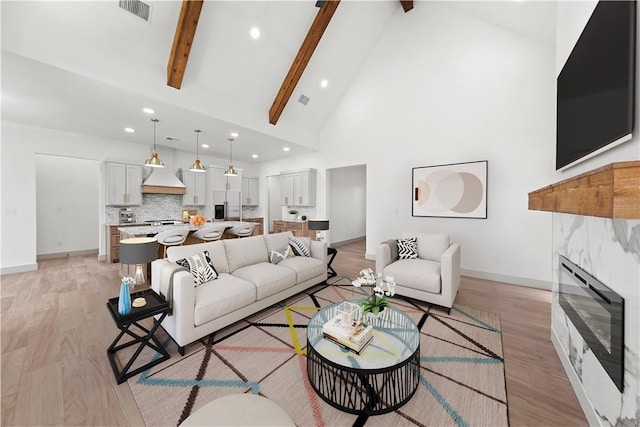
[192,224,227,242]
[226,223,256,238]
[154,228,189,258]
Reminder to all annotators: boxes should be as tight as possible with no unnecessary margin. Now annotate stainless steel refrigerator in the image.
[213,190,241,221]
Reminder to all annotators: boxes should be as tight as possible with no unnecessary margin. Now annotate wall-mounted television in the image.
[556,0,636,171]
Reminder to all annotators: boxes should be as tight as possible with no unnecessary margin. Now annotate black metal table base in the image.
[107,312,169,384]
[307,344,421,415]
[327,247,338,278]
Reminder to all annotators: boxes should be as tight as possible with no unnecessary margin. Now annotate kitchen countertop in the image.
[118,221,251,236]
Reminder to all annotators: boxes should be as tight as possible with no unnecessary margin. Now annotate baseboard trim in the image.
[461,269,551,290]
[37,249,98,261]
[551,328,600,426]
[1,263,38,275]
[331,236,365,248]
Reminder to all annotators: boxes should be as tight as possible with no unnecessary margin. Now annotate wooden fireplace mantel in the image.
[528,161,640,219]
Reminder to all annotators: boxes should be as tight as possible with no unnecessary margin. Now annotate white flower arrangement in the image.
[351,268,396,316]
[121,276,135,286]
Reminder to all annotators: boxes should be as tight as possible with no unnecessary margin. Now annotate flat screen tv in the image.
[556,0,636,170]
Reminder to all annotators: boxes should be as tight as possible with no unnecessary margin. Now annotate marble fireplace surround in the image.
[529,161,640,426]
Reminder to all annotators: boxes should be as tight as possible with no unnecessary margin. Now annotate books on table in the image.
[322,315,373,354]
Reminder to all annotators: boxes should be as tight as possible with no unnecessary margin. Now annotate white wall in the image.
[35,154,99,256]
[0,120,247,274]
[328,165,366,244]
[258,3,557,287]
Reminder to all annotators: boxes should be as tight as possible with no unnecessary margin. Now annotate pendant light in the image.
[144,118,164,168]
[224,137,238,176]
[189,129,206,173]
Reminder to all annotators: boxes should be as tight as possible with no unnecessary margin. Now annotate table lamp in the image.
[308,219,329,241]
[120,237,158,286]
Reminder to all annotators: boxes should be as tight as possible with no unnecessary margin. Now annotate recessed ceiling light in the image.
[252,154,259,159]
[320,79,328,88]
[124,127,135,133]
[143,107,154,114]
[201,144,209,149]
[250,27,260,39]
[283,147,290,152]
[230,132,239,138]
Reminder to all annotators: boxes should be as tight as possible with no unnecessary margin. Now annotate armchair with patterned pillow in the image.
[376,232,460,312]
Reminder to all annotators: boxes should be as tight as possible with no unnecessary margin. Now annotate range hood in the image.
[142,169,187,195]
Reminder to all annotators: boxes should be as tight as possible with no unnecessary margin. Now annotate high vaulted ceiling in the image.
[1,1,556,163]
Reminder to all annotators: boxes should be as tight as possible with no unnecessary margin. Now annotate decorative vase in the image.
[365,307,385,325]
[118,282,131,316]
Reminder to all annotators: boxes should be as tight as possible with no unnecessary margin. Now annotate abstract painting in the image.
[412,160,488,218]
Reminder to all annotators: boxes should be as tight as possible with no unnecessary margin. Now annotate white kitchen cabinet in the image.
[241,177,259,206]
[106,162,142,206]
[181,170,206,206]
[210,167,241,191]
[280,169,316,206]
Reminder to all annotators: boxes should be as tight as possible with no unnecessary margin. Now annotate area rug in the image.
[127,279,508,426]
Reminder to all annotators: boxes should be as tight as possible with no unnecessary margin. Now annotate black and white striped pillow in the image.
[289,236,311,257]
[176,251,218,286]
[397,237,418,260]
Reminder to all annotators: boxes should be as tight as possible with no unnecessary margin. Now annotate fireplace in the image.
[558,255,625,392]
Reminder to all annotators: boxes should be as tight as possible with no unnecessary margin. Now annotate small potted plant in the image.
[288,209,299,220]
[351,268,396,320]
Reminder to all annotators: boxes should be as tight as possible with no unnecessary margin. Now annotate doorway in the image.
[327,165,366,246]
[35,154,100,259]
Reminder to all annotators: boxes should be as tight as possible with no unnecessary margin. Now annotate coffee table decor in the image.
[351,268,396,317]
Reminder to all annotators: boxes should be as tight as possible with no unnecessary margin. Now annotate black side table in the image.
[327,247,338,278]
[106,289,170,384]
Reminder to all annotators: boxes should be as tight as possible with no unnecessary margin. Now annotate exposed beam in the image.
[400,1,413,12]
[167,0,204,90]
[268,0,340,125]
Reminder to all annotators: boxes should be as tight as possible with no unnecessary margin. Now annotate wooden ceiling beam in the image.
[400,1,413,12]
[268,0,340,125]
[167,0,204,90]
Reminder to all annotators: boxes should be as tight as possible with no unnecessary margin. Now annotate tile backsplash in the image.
[106,194,196,224]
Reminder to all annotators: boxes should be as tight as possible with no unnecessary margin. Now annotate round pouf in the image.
[179,394,295,426]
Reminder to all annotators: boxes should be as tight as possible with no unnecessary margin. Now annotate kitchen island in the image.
[118,221,257,241]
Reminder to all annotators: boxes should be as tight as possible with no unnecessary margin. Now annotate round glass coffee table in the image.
[306,301,420,415]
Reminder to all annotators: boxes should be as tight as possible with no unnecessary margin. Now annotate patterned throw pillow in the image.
[289,236,311,257]
[269,246,295,264]
[397,237,418,260]
[176,251,218,286]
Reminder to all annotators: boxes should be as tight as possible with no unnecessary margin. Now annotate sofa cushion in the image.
[223,235,269,273]
[397,237,418,259]
[264,231,294,253]
[193,273,257,327]
[232,262,296,299]
[289,236,310,257]
[167,240,230,274]
[269,245,295,264]
[416,233,450,262]
[176,251,218,286]
[383,259,441,294]
[278,256,326,283]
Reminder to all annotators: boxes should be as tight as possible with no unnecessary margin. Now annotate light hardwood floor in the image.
[1,239,587,426]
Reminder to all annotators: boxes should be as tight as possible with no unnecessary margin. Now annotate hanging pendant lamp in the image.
[144,118,164,168]
[224,137,238,176]
[189,129,206,173]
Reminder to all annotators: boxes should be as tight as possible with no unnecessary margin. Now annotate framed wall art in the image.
[412,160,488,219]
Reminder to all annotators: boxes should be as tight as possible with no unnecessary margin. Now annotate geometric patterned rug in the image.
[126,278,508,426]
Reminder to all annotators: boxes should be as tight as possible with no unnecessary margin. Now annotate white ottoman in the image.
[179,394,295,426]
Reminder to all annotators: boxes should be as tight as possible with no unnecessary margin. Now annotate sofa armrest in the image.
[440,243,461,307]
[376,242,393,273]
[310,240,328,262]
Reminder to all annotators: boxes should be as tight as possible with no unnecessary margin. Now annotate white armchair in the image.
[376,232,460,312]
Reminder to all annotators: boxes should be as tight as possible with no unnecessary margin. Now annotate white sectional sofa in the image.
[151,231,327,354]
[376,232,460,312]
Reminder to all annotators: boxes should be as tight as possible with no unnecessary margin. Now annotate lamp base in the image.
[133,264,146,286]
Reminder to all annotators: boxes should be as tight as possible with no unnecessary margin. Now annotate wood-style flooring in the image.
[1,239,587,426]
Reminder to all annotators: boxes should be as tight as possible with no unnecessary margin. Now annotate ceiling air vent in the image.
[298,94,310,106]
[119,0,151,22]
